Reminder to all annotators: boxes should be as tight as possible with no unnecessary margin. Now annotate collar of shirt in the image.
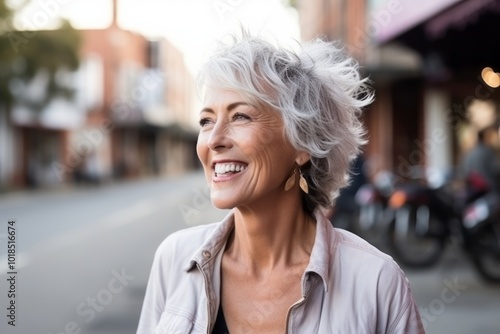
[183,209,334,294]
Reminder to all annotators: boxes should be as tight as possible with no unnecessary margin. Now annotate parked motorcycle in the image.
[463,191,500,281]
[386,169,500,282]
[330,167,394,248]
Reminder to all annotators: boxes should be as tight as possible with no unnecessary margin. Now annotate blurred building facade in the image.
[297,0,500,181]
[373,0,500,179]
[299,0,367,61]
[298,0,418,180]
[2,4,198,190]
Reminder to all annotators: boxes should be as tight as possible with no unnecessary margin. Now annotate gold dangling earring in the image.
[299,169,309,194]
[284,168,297,191]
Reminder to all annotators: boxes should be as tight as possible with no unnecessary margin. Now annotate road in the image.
[0,172,227,334]
[0,172,499,333]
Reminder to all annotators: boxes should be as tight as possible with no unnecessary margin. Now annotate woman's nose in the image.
[208,120,232,151]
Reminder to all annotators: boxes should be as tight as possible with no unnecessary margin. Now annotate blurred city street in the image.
[0,172,499,333]
[0,172,227,334]
[1,0,500,333]
[405,245,500,333]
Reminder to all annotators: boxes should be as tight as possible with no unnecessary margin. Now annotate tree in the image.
[0,0,81,114]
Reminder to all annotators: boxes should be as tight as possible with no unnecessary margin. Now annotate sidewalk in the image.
[404,241,500,334]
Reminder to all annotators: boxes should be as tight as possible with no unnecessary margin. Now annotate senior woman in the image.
[137,33,424,334]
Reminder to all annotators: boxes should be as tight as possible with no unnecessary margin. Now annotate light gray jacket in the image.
[137,210,425,334]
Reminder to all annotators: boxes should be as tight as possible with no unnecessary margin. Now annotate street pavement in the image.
[404,244,500,333]
[0,172,499,333]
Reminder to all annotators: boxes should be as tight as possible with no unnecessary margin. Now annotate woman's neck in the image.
[226,192,316,278]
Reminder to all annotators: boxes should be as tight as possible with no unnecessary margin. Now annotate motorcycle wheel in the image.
[352,203,387,246]
[387,205,446,268]
[470,224,500,283]
[357,203,384,232]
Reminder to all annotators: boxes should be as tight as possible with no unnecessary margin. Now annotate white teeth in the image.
[215,163,247,175]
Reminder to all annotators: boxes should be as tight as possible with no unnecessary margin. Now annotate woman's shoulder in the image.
[331,227,409,283]
[327,229,423,333]
[165,221,221,242]
[330,227,416,311]
[315,212,403,279]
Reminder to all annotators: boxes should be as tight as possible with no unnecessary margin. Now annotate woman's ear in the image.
[295,151,311,167]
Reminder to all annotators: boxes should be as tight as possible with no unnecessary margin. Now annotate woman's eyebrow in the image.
[227,102,250,111]
[200,107,214,114]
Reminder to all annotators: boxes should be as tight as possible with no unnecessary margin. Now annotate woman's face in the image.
[197,88,301,209]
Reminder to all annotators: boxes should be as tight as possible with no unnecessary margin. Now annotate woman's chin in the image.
[210,193,239,210]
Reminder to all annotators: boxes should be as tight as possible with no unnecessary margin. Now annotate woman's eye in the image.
[233,113,251,121]
[199,118,212,127]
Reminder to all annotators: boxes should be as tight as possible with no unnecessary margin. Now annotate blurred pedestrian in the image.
[137,32,424,333]
[462,126,500,193]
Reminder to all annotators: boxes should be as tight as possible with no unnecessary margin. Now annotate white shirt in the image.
[137,209,425,333]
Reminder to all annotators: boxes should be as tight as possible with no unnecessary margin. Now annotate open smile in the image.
[212,162,248,181]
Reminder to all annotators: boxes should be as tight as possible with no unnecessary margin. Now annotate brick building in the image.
[3,2,197,189]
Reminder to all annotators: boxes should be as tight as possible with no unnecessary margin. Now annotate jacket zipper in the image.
[196,263,212,334]
[284,296,306,333]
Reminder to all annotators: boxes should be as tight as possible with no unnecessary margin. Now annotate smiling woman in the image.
[197,89,301,211]
[137,32,425,334]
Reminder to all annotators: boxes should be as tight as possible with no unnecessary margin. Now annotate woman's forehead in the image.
[203,87,249,106]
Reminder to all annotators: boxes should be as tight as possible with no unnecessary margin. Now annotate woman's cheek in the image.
[196,133,209,167]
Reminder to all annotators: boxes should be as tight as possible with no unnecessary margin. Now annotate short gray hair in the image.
[197,33,373,213]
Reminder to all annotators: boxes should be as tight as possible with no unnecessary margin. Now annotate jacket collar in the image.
[306,209,335,293]
[184,210,235,272]
[184,208,335,293]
